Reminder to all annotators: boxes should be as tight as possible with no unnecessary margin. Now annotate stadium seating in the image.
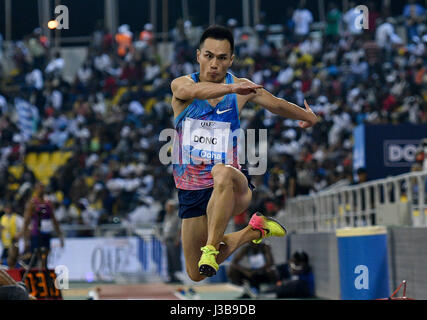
[24,151,73,186]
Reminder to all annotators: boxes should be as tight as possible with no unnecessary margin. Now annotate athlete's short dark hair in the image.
[199,25,234,55]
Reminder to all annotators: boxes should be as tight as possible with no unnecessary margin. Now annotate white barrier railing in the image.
[286,171,427,233]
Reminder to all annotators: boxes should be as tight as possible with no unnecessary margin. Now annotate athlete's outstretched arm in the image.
[244,79,318,128]
[171,76,263,102]
[20,201,34,241]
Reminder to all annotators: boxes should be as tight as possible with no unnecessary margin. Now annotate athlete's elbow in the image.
[171,79,194,101]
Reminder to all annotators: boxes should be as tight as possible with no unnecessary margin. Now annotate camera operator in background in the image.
[243,251,315,299]
[265,251,315,299]
[22,183,64,269]
[228,242,278,298]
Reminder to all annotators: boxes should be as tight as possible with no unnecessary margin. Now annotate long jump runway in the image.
[62,282,244,300]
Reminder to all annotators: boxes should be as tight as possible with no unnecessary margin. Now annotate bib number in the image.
[182,118,231,164]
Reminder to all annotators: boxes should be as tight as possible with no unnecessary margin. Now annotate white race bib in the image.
[182,118,231,163]
[40,219,54,233]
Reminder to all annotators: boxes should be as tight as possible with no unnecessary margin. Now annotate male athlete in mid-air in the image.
[170,25,317,281]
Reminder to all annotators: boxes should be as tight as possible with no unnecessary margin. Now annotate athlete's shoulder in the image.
[171,74,195,92]
[231,75,259,87]
[171,75,197,109]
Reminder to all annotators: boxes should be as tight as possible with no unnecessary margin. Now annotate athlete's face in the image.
[197,38,234,83]
[35,183,45,197]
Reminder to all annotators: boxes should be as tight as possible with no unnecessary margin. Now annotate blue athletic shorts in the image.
[30,233,51,252]
[178,168,255,219]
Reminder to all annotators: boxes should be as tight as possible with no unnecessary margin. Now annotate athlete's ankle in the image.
[204,243,219,251]
[241,225,263,241]
[251,228,263,239]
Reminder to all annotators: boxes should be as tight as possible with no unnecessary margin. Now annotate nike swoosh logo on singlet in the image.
[216,108,232,115]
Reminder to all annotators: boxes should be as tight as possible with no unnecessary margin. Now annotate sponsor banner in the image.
[2,236,167,282]
[383,140,420,167]
[48,237,165,281]
[353,124,426,180]
[336,227,390,300]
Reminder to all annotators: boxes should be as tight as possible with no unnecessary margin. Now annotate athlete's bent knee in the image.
[186,268,205,282]
[212,164,234,191]
[211,163,229,178]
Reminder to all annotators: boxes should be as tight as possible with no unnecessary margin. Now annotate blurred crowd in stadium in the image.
[0,0,426,234]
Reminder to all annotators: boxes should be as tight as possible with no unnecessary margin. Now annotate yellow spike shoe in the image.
[249,212,287,244]
[198,245,219,277]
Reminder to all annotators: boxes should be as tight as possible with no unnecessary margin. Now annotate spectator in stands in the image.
[325,2,342,41]
[45,52,65,78]
[227,18,243,55]
[139,23,155,47]
[76,61,93,86]
[171,19,190,52]
[376,17,403,50]
[126,196,158,226]
[292,1,313,39]
[282,7,296,40]
[342,1,363,36]
[115,24,134,59]
[228,242,278,298]
[403,0,426,40]
[27,28,47,70]
[0,203,23,267]
[25,65,44,92]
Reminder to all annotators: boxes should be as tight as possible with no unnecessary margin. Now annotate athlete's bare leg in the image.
[206,164,256,250]
[182,220,260,282]
[216,225,260,264]
[181,215,208,282]
[181,164,260,282]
